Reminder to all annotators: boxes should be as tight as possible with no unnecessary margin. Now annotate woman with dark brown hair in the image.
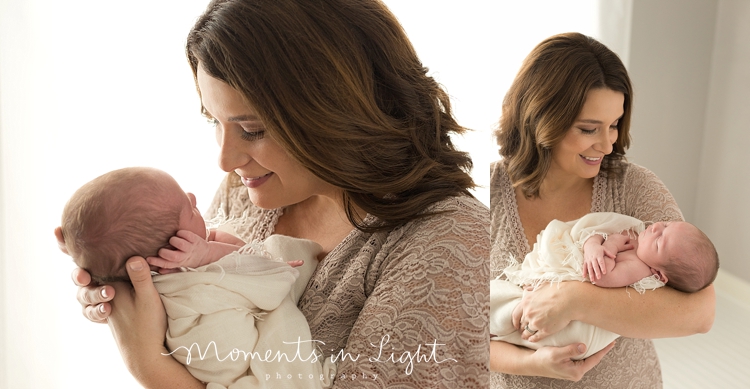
[60,0,489,387]
[490,33,714,387]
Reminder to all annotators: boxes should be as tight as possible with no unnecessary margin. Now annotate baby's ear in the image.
[650,268,668,283]
[54,226,69,255]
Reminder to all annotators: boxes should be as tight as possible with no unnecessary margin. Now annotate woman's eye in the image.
[240,127,265,141]
[579,128,597,135]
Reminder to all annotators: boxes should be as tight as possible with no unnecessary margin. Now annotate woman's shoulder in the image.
[490,159,508,184]
[619,161,664,185]
[490,159,512,208]
[371,195,489,264]
[416,194,489,234]
[425,193,489,217]
[490,159,504,174]
[600,161,666,195]
[602,160,673,186]
[600,161,684,221]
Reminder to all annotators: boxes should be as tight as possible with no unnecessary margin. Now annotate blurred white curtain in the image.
[0,1,603,387]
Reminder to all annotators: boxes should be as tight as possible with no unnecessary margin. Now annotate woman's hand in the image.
[73,268,116,323]
[107,257,169,374]
[490,339,615,381]
[530,341,616,381]
[56,226,115,323]
[512,282,580,342]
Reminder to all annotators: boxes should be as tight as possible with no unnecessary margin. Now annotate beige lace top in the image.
[205,177,490,388]
[490,161,683,389]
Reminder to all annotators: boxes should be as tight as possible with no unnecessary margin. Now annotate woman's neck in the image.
[515,168,595,247]
[275,193,358,258]
[538,165,594,199]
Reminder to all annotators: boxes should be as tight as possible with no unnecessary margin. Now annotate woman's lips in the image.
[240,172,273,188]
[580,155,602,165]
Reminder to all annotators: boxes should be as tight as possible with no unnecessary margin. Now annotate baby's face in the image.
[637,221,691,271]
[178,192,207,239]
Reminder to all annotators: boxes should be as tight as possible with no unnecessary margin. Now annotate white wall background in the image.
[621,3,750,387]
[0,1,598,387]
[694,0,750,285]
[624,0,750,284]
[626,0,718,222]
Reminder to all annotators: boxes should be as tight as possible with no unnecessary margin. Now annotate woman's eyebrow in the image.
[228,114,260,122]
[576,116,622,125]
[576,119,604,124]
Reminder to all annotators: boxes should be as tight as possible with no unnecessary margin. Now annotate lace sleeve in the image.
[621,163,684,222]
[332,198,490,388]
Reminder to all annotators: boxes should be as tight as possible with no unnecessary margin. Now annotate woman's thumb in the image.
[569,343,587,358]
[125,256,152,288]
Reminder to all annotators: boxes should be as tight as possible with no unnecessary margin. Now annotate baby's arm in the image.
[592,252,653,288]
[583,233,633,281]
[583,235,615,281]
[146,230,244,270]
[209,229,246,246]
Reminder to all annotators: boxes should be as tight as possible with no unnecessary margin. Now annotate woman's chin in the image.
[246,191,280,210]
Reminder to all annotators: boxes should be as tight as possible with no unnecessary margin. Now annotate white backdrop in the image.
[0,1,598,387]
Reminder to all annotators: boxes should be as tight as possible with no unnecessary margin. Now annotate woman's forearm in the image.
[571,282,715,338]
[127,348,206,389]
[490,340,536,375]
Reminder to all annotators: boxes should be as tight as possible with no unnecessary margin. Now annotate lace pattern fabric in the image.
[490,161,683,388]
[205,175,491,388]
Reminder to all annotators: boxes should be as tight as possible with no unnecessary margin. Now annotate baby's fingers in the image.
[147,254,181,269]
[596,256,607,276]
[589,263,601,281]
[583,262,594,280]
[176,229,203,243]
[603,247,616,259]
[168,236,193,252]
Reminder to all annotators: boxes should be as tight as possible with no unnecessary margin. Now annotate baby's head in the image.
[636,221,718,293]
[60,167,205,284]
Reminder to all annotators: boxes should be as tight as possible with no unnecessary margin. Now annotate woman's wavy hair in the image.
[495,32,633,198]
[186,0,475,232]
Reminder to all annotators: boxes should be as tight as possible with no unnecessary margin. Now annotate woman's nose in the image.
[216,125,249,173]
[597,129,617,155]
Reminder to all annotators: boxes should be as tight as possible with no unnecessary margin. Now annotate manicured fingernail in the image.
[100,288,109,298]
[129,261,143,271]
[577,344,586,353]
[98,305,106,314]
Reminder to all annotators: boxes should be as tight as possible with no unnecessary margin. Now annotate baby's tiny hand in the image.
[286,260,304,268]
[146,230,210,269]
[583,246,608,281]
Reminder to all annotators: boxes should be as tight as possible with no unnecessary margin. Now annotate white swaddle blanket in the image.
[490,212,665,359]
[153,235,335,389]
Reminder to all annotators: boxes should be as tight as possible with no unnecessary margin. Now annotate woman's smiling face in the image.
[196,64,336,209]
[550,88,623,181]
